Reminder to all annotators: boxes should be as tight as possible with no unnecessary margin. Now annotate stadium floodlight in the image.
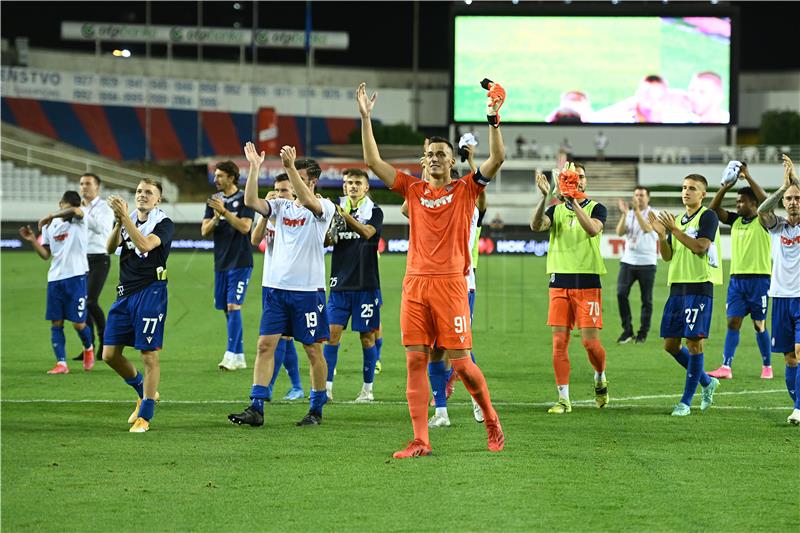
[233,2,241,9]
[121,49,131,58]
[113,49,131,58]
[512,0,519,4]
[611,0,620,5]
[710,0,719,4]
[464,0,473,5]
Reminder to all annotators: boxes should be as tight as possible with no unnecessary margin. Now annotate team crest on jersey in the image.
[233,201,239,208]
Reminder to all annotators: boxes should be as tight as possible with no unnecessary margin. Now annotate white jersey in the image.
[83,196,115,254]
[261,198,335,291]
[466,206,479,291]
[621,207,659,266]
[41,217,89,282]
[767,216,800,298]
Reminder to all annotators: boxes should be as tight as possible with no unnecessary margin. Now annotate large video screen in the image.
[453,16,732,124]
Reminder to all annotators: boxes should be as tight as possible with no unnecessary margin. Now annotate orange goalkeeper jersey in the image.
[391,170,484,277]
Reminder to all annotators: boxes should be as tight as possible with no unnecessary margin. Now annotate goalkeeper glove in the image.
[481,78,506,128]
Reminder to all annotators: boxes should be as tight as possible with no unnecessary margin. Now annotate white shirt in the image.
[621,207,659,266]
[83,196,115,254]
[41,217,89,282]
[261,198,335,291]
[767,216,800,298]
[467,206,479,291]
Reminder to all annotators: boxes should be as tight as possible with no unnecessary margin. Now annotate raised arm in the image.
[243,142,270,217]
[632,204,653,233]
[739,163,768,204]
[758,154,796,228]
[477,189,488,212]
[649,211,672,261]
[530,170,552,232]
[357,83,397,187]
[37,207,84,231]
[708,181,734,224]
[280,146,323,216]
[19,225,51,260]
[201,209,221,237]
[106,220,123,254]
[616,199,629,236]
[478,125,505,179]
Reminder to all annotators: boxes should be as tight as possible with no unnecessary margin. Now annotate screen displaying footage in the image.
[453,16,731,124]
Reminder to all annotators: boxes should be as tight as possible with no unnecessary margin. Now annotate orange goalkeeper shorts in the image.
[400,275,472,350]
[547,288,603,330]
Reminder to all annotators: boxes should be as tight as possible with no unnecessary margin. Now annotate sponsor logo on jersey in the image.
[419,194,454,209]
[53,232,69,242]
[283,217,308,227]
[780,235,800,246]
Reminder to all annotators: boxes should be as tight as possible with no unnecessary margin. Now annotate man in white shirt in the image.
[757,154,800,425]
[73,173,114,362]
[615,187,658,344]
[19,190,95,373]
[229,142,335,428]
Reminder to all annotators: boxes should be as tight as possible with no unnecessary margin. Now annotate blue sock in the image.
[428,360,448,408]
[76,325,93,349]
[283,341,302,389]
[124,372,144,399]
[269,340,287,388]
[51,326,66,363]
[680,352,705,406]
[138,398,156,421]
[375,337,383,361]
[755,330,771,366]
[795,370,800,410]
[362,345,378,384]
[786,365,798,403]
[722,328,740,367]
[309,389,328,416]
[445,366,455,383]
[470,352,476,364]
[671,346,711,387]
[323,344,339,382]
[227,310,243,354]
[250,384,271,413]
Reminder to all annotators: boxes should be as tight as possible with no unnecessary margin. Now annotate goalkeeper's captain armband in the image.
[481,78,506,128]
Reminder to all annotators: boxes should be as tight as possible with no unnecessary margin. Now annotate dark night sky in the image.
[1,1,798,72]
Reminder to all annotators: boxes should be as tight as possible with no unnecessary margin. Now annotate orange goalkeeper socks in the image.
[552,330,572,387]
[405,351,430,445]
[582,338,607,373]
[450,356,498,424]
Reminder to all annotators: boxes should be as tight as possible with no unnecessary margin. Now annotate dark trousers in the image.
[86,254,111,348]
[617,262,656,336]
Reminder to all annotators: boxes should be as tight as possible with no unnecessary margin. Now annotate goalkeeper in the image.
[530,163,610,413]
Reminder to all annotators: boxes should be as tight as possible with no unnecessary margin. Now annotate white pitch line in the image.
[0,388,789,408]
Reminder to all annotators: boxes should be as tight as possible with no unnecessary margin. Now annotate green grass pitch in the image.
[2,252,797,532]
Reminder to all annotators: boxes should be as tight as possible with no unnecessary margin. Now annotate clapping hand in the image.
[280,145,297,169]
[783,154,799,188]
[107,195,129,221]
[618,199,629,213]
[535,170,550,197]
[19,225,37,242]
[356,82,377,118]
[207,197,226,215]
[648,211,666,237]
[657,210,677,232]
[244,141,266,168]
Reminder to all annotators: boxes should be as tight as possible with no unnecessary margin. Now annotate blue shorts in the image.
[214,267,253,310]
[105,281,168,351]
[46,274,88,323]
[327,290,381,332]
[660,294,713,339]
[260,287,329,345]
[726,276,770,320]
[468,289,476,323]
[771,297,800,353]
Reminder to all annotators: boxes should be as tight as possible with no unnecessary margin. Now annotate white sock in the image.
[557,384,569,400]
[326,381,333,392]
[362,382,373,392]
[236,353,245,361]
[594,371,606,382]
[57,361,67,367]
[435,407,448,418]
